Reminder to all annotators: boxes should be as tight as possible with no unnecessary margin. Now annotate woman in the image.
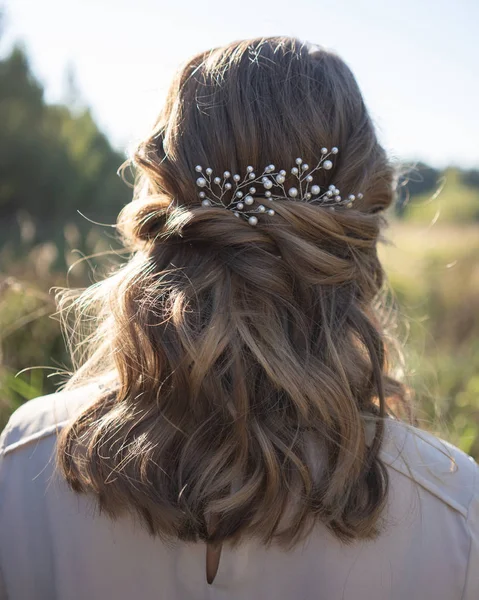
[0,36,478,599]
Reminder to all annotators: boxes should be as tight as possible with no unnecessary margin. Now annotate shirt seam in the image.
[381,447,470,518]
[1,419,71,457]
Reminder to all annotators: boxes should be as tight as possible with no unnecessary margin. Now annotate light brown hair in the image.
[56,36,411,548]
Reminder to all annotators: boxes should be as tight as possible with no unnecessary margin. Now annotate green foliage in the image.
[379,221,479,456]
[0,221,122,429]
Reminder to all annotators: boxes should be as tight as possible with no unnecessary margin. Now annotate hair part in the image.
[56,36,412,548]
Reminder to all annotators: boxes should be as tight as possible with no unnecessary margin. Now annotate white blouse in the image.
[0,385,478,600]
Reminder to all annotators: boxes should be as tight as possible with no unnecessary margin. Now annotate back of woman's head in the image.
[57,36,409,547]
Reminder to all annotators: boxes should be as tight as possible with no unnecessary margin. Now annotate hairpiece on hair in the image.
[194,147,363,225]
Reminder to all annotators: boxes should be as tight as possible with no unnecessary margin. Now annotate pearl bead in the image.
[288,187,298,198]
[195,165,203,172]
[201,199,211,206]
[347,202,353,208]
[248,216,258,226]
[225,182,232,189]
[249,173,255,179]
[291,167,299,175]
[276,175,285,184]
[247,166,254,172]
[295,157,302,165]
[199,191,206,198]
[236,202,244,209]
[279,170,286,176]
[214,177,221,184]
[323,160,333,170]
[224,171,231,178]
[306,175,313,182]
[335,196,341,202]
[348,194,355,201]
[233,174,241,182]
[331,147,338,154]
[244,195,254,205]
[258,205,266,212]
[326,190,333,197]
[268,164,275,171]
[267,209,275,215]
[302,164,309,171]
[329,185,335,190]
[263,180,273,189]
[334,188,340,195]
[206,168,213,175]
[196,177,207,187]
[233,211,240,217]
[249,187,256,193]
[305,193,311,200]
[265,191,272,197]
[357,193,364,199]
[311,185,320,195]
[321,148,328,154]
[236,191,243,198]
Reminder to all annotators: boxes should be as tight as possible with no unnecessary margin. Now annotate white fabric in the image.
[0,386,478,600]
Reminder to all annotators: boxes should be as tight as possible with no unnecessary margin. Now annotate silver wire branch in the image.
[194,147,363,225]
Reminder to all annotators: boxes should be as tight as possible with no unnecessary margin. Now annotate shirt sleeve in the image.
[462,457,479,599]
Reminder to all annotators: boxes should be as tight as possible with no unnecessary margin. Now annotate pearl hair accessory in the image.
[195,147,363,225]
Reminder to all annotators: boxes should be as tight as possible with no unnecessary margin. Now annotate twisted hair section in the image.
[56,36,412,547]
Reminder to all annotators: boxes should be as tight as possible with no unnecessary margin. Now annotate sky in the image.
[2,0,479,168]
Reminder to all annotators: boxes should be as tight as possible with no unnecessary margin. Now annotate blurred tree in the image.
[395,161,441,217]
[461,169,479,190]
[0,44,131,265]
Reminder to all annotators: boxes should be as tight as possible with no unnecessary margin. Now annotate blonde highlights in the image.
[56,36,411,548]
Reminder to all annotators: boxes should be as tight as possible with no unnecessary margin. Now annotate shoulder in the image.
[379,417,479,519]
[0,384,100,456]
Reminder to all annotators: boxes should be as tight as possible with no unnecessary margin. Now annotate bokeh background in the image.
[1,0,478,456]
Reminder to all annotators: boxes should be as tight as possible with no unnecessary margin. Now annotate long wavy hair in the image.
[56,36,412,548]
